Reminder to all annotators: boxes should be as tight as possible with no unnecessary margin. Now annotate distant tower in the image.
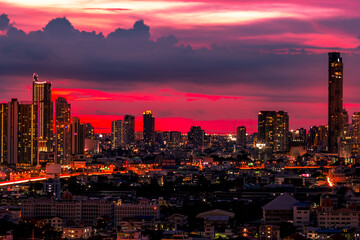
[32,73,53,153]
[328,52,343,153]
[258,110,289,152]
[258,111,276,147]
[55,97,71,164]
[143,111,155,146]
[274,111,289,152]
[0,103,8,164]
[71,117,85,155]
[18,101,38,166]
[111,120,124,149]
[85,123,95,139]
[236,126,246,147]
[7,99,18,165]
[188,126,204,147]
[124,115,135,144]
[351,112,360,154]
[7,99,37,166]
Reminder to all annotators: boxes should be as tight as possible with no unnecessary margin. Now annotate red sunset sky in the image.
[1,0,360,133]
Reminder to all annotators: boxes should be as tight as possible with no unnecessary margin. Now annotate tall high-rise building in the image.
[188,126,204,147]
[7,99,37,166]
[17,101,38,166]
[32,73,53,153]
[143,111,155,146]
[258,111,289,152]
[111,120,124,149]
[236,126,246,147]
[274,111,289,152]
[124,115,135,144]
[0,103,8,164]
[7,99,18,165]
[258,111,276,147]
[85,123,95,140]
[319,125,328,148]
[328,52,343,153]
[352,112,360,154]
[340,109,349,138]
[71,117,85,155]
[55,97,71,164]
[308,126,319,149]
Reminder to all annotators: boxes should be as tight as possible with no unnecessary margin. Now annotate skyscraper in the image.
[352,112,360,154]
[124,115,135,144]
[328,52,343,153]
[71,117,85,155]
[258,110,289,152]
[111,120,124,149]
[7,99,18,165]
[55,97,71,164]
[0,103,8,164]
[274,111,289,152]
[17,101,38,166]
[85,123,95,140]
[143,111,155,146]
[340,109,349,138]
[188,126,204,147]
[33,73,53,153]
[258,111,276,147]
[7,99,37,166]
[236,126,246,147]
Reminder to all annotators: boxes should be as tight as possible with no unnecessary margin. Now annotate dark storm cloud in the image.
[0,13,10,30]
[0,15,359,93]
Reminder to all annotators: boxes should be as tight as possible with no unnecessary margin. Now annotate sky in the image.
[1,0,360,133]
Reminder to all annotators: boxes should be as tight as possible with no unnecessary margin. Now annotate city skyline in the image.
[1,2,360,239]
[2,2,360,133]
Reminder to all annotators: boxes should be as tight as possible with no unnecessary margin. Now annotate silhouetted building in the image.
[143,111,155,146]
[258,111,289,152]
[188,126,204,147]
[341,109,349,138]
[163,131,182,145]
[258,111,276,148]
[85,123,95,140]
[274,111,289,152]
[236,126,246,147]
[328,52,343,153]
[112,120,124,149]
[352,112,360,154]
[124,115,135,144]
[7,99,37,166]
[308,126,319,149]
[0,103,8,164]
[33,73,53,153]
[7,99,18,165]
[71,117,85,155]
[17,101,38,166]
[55,97,71,164]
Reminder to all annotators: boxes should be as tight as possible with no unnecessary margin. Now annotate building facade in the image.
[6,99,37,166]
[124,115,135,144]
[55,97,71,164]
[188,126,204,147]
[352,112,360,154]
[328,52,343,153]
[33,73,53,153]
[258,111,289,152]
[71,117,85,155]
[236,126,246,147]
[0,103,8,164]
[143,111,155,146]
[112,120,124,149]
